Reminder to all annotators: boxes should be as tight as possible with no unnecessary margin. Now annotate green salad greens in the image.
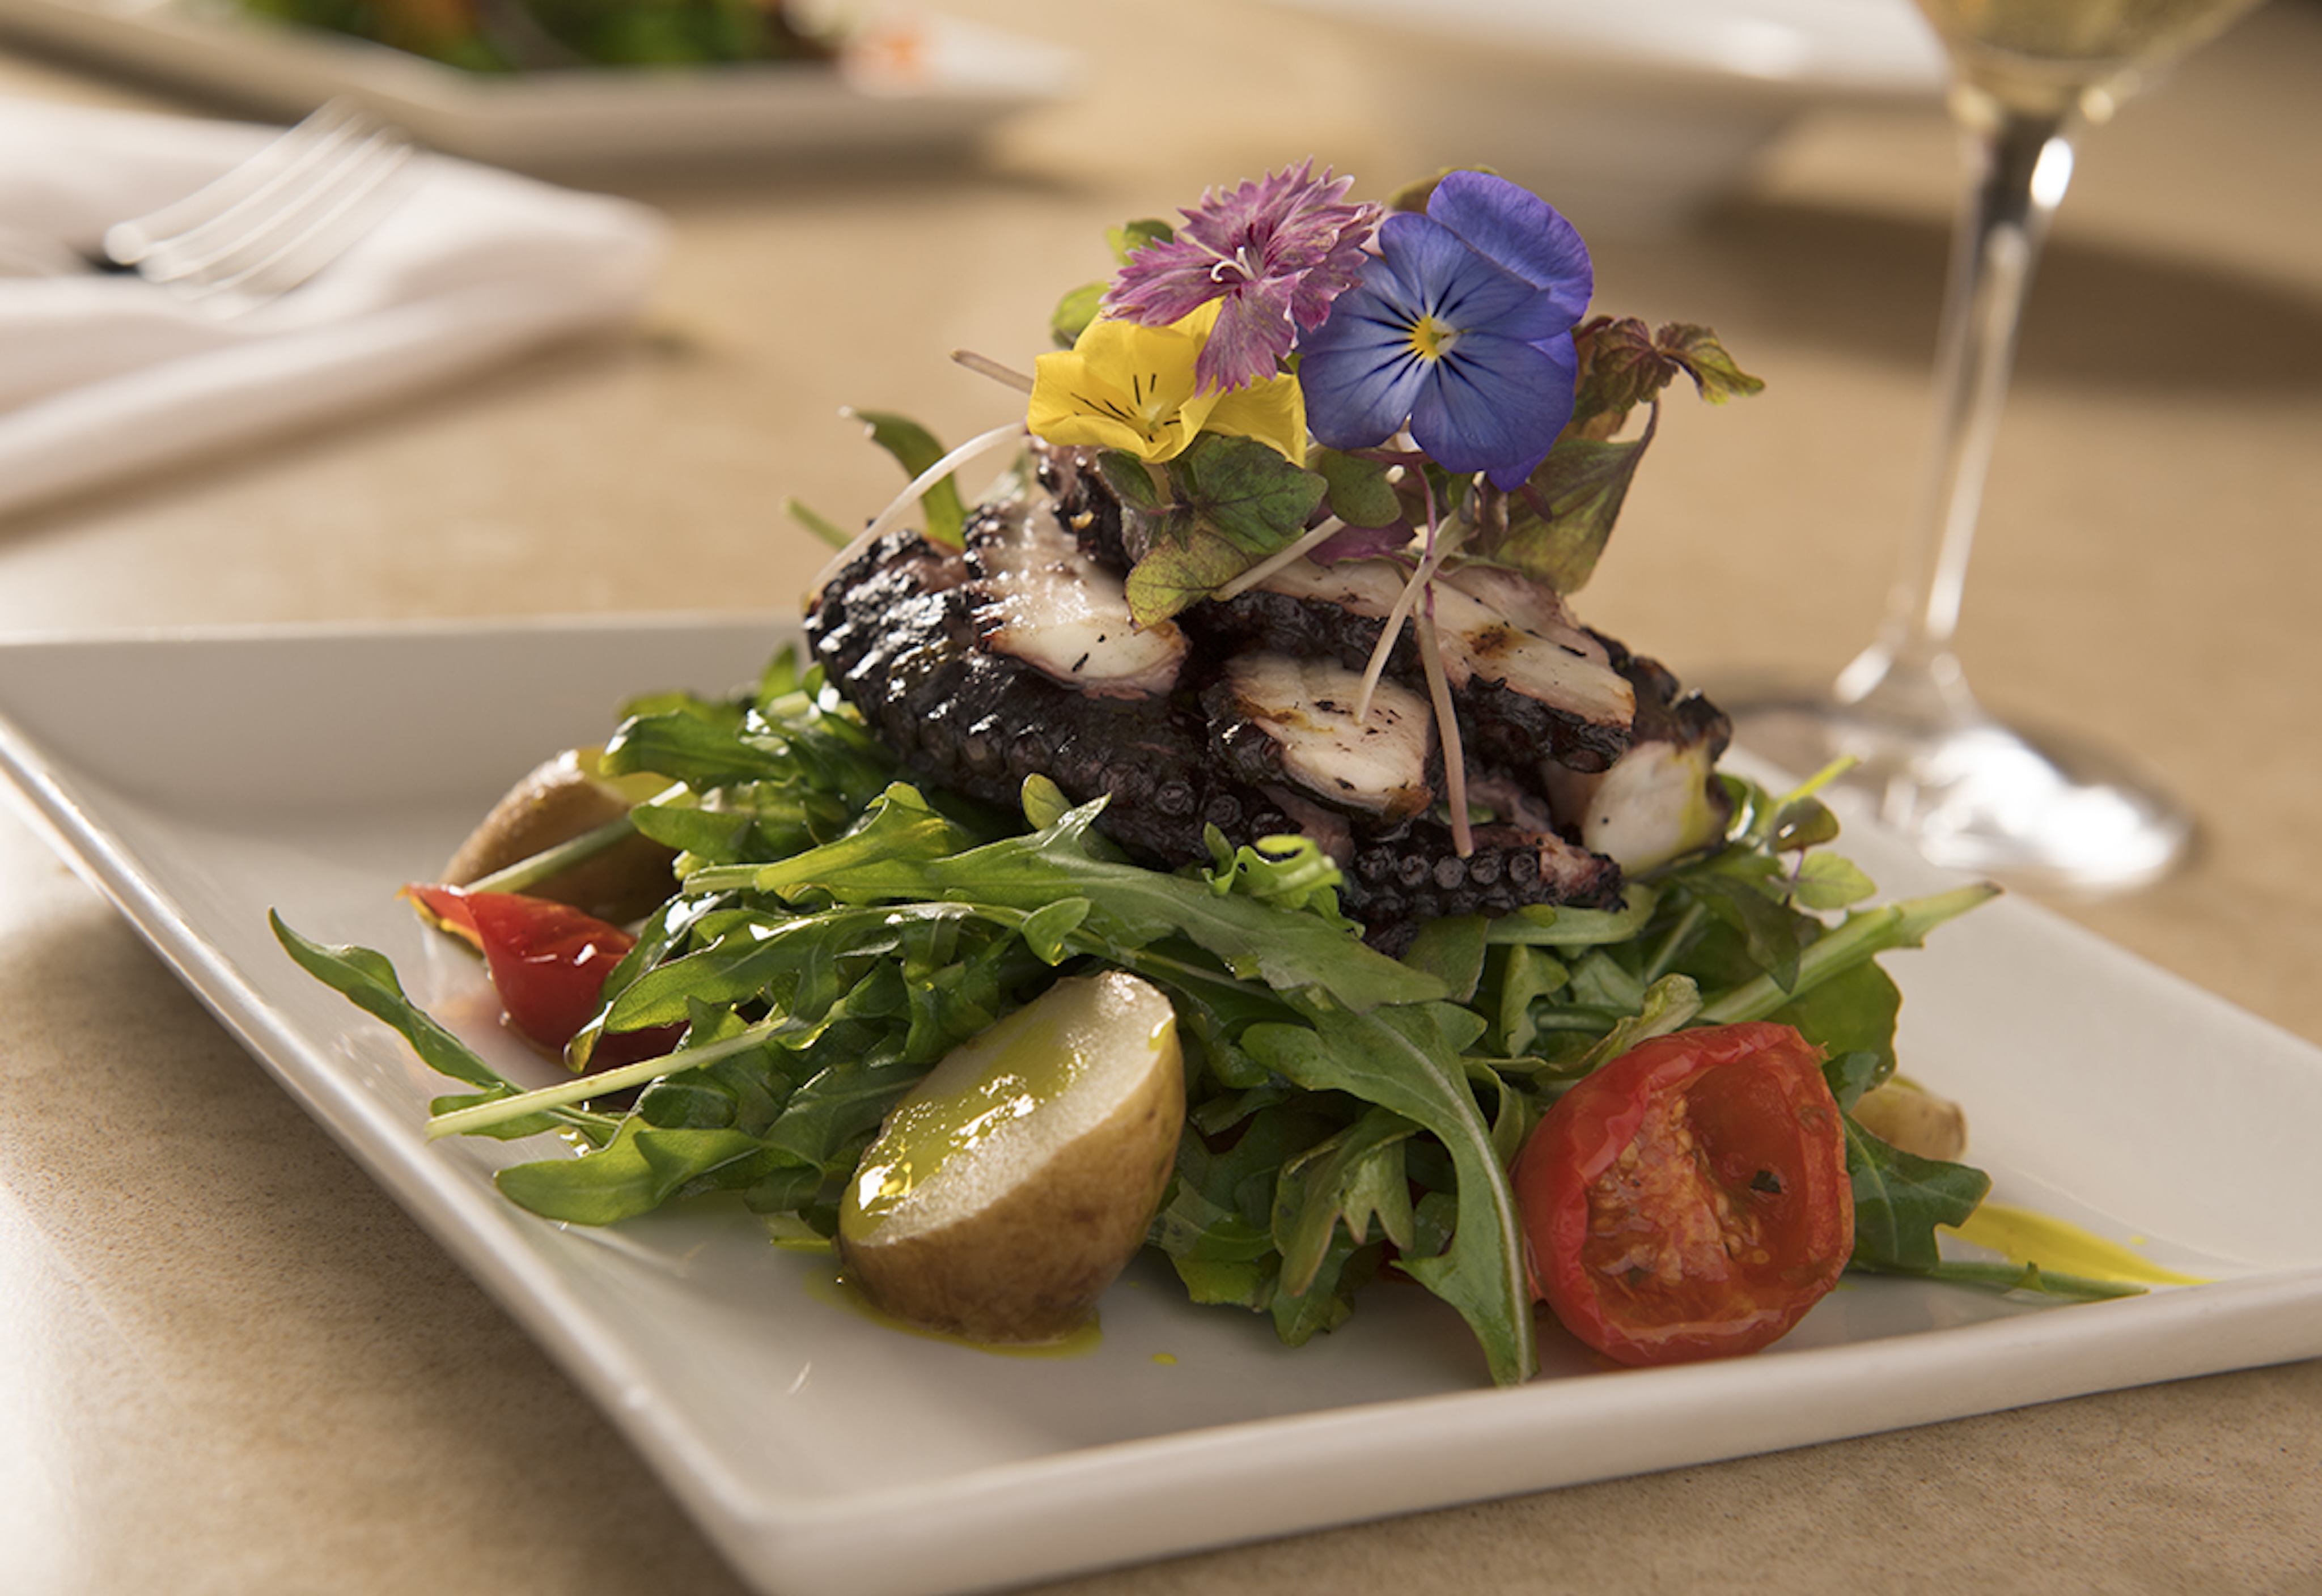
[238,0,836,73]
[273,646,2116,1387]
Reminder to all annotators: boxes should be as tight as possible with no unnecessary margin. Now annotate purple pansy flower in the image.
[1104,160,1380,393]
[1295,172,1594,490]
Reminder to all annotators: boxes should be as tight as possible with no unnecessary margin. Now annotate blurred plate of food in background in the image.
[0,0,1074,174]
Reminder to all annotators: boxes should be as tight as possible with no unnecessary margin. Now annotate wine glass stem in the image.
[1840,89,2087,731]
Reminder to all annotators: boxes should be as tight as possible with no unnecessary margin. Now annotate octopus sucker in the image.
[1343,825,1623,945]
[804,443,1733,946]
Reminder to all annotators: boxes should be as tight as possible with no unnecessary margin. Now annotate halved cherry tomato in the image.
[1513,1021,1852,1366]
[404,884,663,1060]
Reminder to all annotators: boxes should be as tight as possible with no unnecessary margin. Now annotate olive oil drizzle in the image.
[1944,1202,2209,1287]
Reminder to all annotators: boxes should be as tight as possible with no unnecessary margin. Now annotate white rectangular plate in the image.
[0,0,1071,172]
[3,616,2319,1596]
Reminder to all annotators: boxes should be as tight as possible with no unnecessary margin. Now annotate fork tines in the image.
[102,99,416,312]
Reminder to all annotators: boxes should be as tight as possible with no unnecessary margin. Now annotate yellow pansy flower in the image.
[1205,367,1308,467]
[1028,302,1307,466]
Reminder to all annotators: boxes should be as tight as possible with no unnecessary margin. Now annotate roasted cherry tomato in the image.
[1513,1021,1852,1366]
[404,884,650,1057]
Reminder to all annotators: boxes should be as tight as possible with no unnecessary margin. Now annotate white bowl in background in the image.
[1264,0,1948,231]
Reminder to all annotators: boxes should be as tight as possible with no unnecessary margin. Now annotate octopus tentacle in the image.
[806,447,1723,948]
[807,523,1294,863]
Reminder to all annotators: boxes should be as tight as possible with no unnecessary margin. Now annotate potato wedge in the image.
[837,971,1184,1344]
[441,747,676,924]
[1853,1076,1969,1162]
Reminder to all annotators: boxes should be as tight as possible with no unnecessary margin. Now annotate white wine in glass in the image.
[1725,0,2266,892]
[1921,0,2264,110]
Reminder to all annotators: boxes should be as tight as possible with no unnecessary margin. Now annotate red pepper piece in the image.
[404,884,671,1062]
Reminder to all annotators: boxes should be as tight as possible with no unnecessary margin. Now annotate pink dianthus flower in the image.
[1103,160,1380,393]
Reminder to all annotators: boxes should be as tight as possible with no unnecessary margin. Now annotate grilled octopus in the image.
[804,442,1732,949]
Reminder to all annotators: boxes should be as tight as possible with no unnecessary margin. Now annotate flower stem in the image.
[950,348,1035,393]
[1355,478,1457,720]
[1215,517,1348,601]
[804,421,1027,601]
[1415,606,1473,857]
[464,812,645,897]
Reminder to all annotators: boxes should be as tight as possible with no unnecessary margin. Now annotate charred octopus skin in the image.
[1193,559,1635,775]
[804,444,1731,946]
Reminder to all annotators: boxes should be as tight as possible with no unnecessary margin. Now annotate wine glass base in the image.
[1721,690,2195,895]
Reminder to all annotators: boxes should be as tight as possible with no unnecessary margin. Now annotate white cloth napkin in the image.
[0,98,666,518]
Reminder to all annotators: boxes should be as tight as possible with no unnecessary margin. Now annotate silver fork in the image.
[99,99,417,314]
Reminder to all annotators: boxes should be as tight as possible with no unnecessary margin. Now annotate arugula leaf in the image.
[704,784,1446,1013]
[497,1120,774,1224]
[1695,883,2001,1026]
[1843,1116,1991,1273]
[1566,973,1703,1076]
[1272,1227,1382,1346]
[845,409,966,545]
[603,710,802,790]
[1243,999,1536,1386]
[1820,1050,1887,1111]
[1486,941,1569,1057]
[594,901,982,1033]
[759,1043,928,1177]
[1152,1188,1277,1308]
[1198,829,1357,926]
[271,909,603,1143]
[271,911,505,1093]
[1486,887,1660,947]
[1768,961,1904,1080]
[1153,1103,1325,1309]
[1681,864,1817,993]
[1272,1106,1419,1296]
[1401,914,1489,1002]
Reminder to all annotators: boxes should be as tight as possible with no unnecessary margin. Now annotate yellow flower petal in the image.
[1027,305,1223,464]
[1203,372,1308,467]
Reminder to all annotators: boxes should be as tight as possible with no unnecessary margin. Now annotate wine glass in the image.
[1724,0,2266,892]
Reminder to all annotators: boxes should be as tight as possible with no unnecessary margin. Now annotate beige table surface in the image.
[2,1,2319,1591]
